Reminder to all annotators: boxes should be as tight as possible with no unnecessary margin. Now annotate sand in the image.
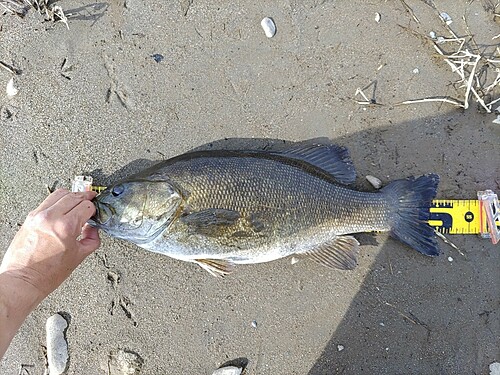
[1,0,499,373]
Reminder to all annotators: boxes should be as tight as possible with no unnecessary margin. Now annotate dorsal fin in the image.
[276,143,356,184]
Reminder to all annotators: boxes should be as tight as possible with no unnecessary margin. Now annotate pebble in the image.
[151,54,164,63]
[251,320,258,328]
[212,366,243,375]
[490,362,500,375]
[448,256,453,262]
[375,13,381,23]
[337,344,344,351]
[429,31,436,39]
[366,175,382,189]
[46,313,69,375]
[412,68,420,74]
[261,17,276,38]
[6,77,18,98]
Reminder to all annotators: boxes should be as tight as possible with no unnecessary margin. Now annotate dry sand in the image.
[1,0,499,374]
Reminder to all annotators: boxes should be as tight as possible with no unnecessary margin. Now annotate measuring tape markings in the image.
[429,199,499,235]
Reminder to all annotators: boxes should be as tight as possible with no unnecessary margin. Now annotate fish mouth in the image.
[88,202,113,227]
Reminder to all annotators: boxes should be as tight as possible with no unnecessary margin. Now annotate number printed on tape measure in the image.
[429,200,481,234]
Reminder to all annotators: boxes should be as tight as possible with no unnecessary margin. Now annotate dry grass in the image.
[1,0,68,28]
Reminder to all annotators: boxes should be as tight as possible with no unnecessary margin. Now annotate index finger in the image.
[69,199,97,229]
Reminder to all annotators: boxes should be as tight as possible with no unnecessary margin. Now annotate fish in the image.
[89,141,440,277]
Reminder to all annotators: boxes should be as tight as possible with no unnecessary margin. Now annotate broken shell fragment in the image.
[440,12,452,25]
[6,77,18,98]
[366,175,382,189]
[261,17,276,38]
[375,12,381,23]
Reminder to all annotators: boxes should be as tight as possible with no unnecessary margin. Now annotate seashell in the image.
[261,17,276,38]
[375,12,381,23]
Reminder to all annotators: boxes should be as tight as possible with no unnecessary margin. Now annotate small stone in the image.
[46,313,69,375]
[412,68,419,74]
[251,320,257,328]
[337,344,344,351]
[429,31,436,39]
[291,256,299,265]
[375,13,381,23]
[448,256,453,262]
[6,77,18,98]
[212,366,243,375]
[261,17,276,38]
[489,362,500,375]
[366,175,382,189]
[379,322,385,327]
[151,54,164,63]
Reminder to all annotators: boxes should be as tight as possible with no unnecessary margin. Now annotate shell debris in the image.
[439,12,453,25]
[261,17,276,38]
[375,12,381,23]
[6,77,18,98]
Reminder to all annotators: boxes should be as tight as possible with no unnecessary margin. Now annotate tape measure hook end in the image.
[477,190,500,244]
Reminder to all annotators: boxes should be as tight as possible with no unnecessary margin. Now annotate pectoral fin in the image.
[304,236,359,270]
[195,258,235,277]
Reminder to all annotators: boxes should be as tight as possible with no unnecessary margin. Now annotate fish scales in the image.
[135,152,391,259]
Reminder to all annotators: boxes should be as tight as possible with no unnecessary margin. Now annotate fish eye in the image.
[111,185,124,197]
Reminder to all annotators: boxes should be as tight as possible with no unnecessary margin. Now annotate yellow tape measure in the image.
[429,200,481,234]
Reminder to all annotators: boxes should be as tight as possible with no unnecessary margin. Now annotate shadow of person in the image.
[87,109,498,375]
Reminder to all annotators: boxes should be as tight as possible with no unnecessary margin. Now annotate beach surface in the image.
[1,1,499,373]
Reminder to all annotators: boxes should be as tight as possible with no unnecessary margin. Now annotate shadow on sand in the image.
[91,110,499,375]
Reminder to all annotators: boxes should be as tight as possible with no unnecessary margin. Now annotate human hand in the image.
[0,189,100,300]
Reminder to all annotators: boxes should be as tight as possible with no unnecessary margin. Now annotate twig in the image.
[434,230,466,257]
[400,0,420,23]
[396,96,465,107]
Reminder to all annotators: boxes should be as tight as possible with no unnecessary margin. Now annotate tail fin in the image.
[381,174,440,256]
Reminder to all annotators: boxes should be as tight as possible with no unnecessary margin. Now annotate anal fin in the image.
[304,236,359,270]
[195,258,235,277]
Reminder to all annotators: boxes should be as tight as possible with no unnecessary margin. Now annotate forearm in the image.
[0,271,44,358]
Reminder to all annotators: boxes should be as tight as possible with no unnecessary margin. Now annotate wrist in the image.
[0,270,45,317]
[0,271,45,358]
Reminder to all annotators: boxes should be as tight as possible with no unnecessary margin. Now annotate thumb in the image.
[79,224,101,257]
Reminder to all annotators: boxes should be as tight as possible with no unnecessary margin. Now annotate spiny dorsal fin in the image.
[195,259,235,277]
[304,236,359,270]
[276,143,356,185]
